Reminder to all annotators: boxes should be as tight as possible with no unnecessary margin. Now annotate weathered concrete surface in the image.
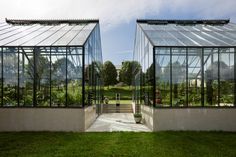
[86,113,150,132]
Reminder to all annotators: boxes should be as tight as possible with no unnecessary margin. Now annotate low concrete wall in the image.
[0,108,85,132]
[140,105,236,131]
[154,108,236,131]
[84,105,97,130]
[141,105,154,131]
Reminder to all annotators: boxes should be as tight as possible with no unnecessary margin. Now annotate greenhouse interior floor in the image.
[86,113,151,132]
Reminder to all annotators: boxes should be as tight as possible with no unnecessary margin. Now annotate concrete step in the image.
[102,104,133,113]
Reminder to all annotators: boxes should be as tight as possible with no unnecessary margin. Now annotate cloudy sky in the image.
[1,0,236,65]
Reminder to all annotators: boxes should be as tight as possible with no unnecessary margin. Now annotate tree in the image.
[120,61,140,87]
[102,61,117,87]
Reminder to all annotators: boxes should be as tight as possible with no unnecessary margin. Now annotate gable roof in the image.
[137,19,236,47]
[0,18,98,47]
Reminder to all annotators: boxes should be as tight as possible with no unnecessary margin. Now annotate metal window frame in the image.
[153,46,236,109]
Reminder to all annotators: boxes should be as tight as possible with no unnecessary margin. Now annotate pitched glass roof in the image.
[0,19,98,46]
[138,19,236,47]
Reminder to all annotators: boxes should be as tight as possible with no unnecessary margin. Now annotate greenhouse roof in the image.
[138,19,236,47]
[0,19,98,47]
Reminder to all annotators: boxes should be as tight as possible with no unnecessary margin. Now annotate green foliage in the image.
[133,113,142,117]
[102,61,117,86]
[120,61,139,86]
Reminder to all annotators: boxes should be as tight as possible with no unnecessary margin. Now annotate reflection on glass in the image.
[188,48,202,106]
[155,48,171,107]
[172,48,186,106]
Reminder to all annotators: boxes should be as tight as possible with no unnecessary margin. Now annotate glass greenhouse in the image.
[0,19,103,108]
[133,19,236,108]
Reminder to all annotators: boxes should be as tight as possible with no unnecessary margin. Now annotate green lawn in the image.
[104,86,132,100]
[0,132,235,157]
[108,99,132,104]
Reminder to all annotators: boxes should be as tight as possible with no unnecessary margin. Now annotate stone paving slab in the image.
[86,113,151,132]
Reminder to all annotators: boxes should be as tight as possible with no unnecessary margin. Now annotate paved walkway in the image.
[86,113,151,132]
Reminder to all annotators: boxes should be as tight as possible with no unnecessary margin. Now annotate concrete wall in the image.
[141,105,236,131]
[154,108,236,131]
[84,105,97,130]
[0,107,97,132]
[141,105,154,131]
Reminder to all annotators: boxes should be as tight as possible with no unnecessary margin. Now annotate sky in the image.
[0,0,236,65]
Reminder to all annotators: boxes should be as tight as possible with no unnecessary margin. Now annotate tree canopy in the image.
[120,61,140,86]
[102,61,117,86]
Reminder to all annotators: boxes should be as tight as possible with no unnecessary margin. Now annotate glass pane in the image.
[172,48,187,107]
[19,47,34,106]
[204,48,219,106]
[0,48,2,106]
[35,47,50,106]
[188,48,202,106]
[3,47,18,106]
[51,47,66,107]
[219,48,234,106]
[155,47,171,107]
[67,47,82,107]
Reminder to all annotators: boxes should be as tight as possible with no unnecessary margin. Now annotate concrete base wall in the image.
[154,108,236,131]
[0,106,97,132]
[140,105,236,131]
[141,105,154,131]
[85,105,97,130]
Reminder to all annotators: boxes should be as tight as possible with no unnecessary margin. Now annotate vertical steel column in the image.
[65,47,68,107]
[1,47,3,106]
[49,47,52,107]
[170,48,172,107]
[234,47,236,106]
[186,48,188,107]
[82,46,85,108]
[218,48,220,106]
[201,48,204,107]
[153,46,156,107]
[17,47,20,107]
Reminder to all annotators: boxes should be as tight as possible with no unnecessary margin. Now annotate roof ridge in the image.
[5,18,99,25]
[137,19,230,25]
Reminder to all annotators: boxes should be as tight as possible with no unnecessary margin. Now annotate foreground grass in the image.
[0,132,235,157]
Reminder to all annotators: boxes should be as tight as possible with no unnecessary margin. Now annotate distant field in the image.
[0,132,235,157]
[108,99,132,104]
[103,86,132,100]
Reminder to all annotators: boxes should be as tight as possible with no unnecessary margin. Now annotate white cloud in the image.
[0,0,236,30]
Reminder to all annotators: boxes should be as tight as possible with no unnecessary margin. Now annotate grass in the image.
[0,132,235,157]
[108,99,132,104]
[104,86,132,100]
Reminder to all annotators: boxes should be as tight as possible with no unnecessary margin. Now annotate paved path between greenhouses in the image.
[86,113,151,132]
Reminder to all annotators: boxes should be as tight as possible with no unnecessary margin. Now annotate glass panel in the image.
[155,47,171,107]
[172,48,187,106]
[0,25,38,45]
[3,47,18,106]
[69,23,96,46]
[6,26,53,46]
[84,24,103,110]
[35,47,50,106]
[22,24,66,46]
[204,48,219,106]
[219,48,234,106]
[67,47,82,107]
[18,48,34,106]
[37,25,74,46]
[188,48,202,106]
[51,47,66,107]
[0,47,2,106]
[53,25,85,46]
